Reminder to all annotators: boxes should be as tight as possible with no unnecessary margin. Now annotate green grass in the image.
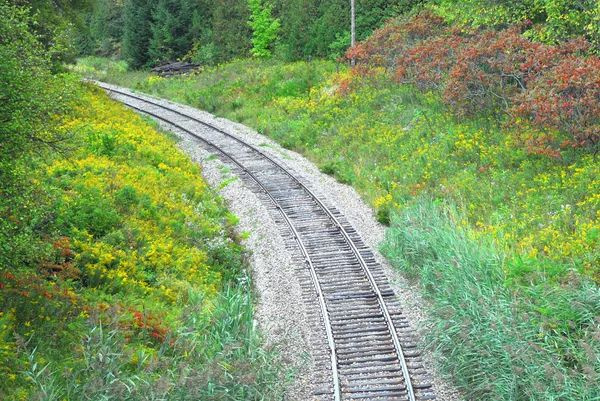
[76,56,600,400]
[382,200,600,400]
[23,282,285,400]
[73,56,339,125]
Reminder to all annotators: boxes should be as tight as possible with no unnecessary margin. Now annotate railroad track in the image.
[96,82,436,401]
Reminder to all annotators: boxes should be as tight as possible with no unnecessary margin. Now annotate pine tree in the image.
[186,0,215,64]
[149,0,194,62]
[274,0,318,60]
[84,0,414,66]
[187,0,213,45]
[123,0,155,69]
[89,0,123,56]
[277,0,408,61]
[212,0,251,62]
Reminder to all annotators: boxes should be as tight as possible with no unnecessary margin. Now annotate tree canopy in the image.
[71,0,600,67]
[78,0,410,66]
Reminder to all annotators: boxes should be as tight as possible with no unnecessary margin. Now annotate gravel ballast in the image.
[102,83,464,401]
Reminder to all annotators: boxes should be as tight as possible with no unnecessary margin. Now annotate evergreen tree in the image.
[79,0,418,66]
[275,0,318,60]
[149,0,194,62]
[310,0,348,57]
[212,0,251,62]
[187,0,215,63]
[123,0,155,69]
[187,0,213,45]
[88,0,123,56]
[277,0,410,61]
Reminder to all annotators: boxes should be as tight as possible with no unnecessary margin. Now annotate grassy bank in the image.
[382,200,600,400]
[78,55,600,400]
[1,85,286,400]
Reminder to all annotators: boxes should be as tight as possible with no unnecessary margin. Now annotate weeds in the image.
[1,86,286,400]
[382,200,600,400]
[19,281,284,401]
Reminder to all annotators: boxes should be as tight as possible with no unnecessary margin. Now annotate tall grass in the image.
[382,199,600,400]
[23,279,286,400]
[72,56,150,88]
[73,56,338,125]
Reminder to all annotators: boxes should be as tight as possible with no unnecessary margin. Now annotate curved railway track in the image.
[96,82,436,401]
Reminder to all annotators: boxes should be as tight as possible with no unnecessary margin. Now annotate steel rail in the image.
[99,83,416,401]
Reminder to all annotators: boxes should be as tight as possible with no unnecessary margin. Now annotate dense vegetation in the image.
[79,0,417,66]
[79,5,600,394]
[76,0,600,68]
[1,2,285,399]
[349,10,600,155]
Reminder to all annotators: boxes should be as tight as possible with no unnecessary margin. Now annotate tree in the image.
[247,0,279,58]
[432,0,600,46]
[277,0,406,60]
[123,0,155,69]
[275,0,319,60]
[0,0,80,267]
[87,0,124,56]
[185,0,215,64]
[79,0,415,65]
[149,0,195,61]
[12,0,93,67]
[81,0,123,57]
[212,0,251,62]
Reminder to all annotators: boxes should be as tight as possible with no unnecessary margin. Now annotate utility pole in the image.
[350,0,356,66]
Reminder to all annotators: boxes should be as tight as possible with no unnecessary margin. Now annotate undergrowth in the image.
[382,201,600,400]
[0,85,286,400]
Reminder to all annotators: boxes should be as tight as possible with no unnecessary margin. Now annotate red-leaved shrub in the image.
[396,26,469,91]
[347,9,600,154]
[347,9,446,71]
[442,25,561,117]
[513,56,600,152]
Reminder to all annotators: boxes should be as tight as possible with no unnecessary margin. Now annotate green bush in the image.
[0,0,81,269]
[432,0,600,47]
